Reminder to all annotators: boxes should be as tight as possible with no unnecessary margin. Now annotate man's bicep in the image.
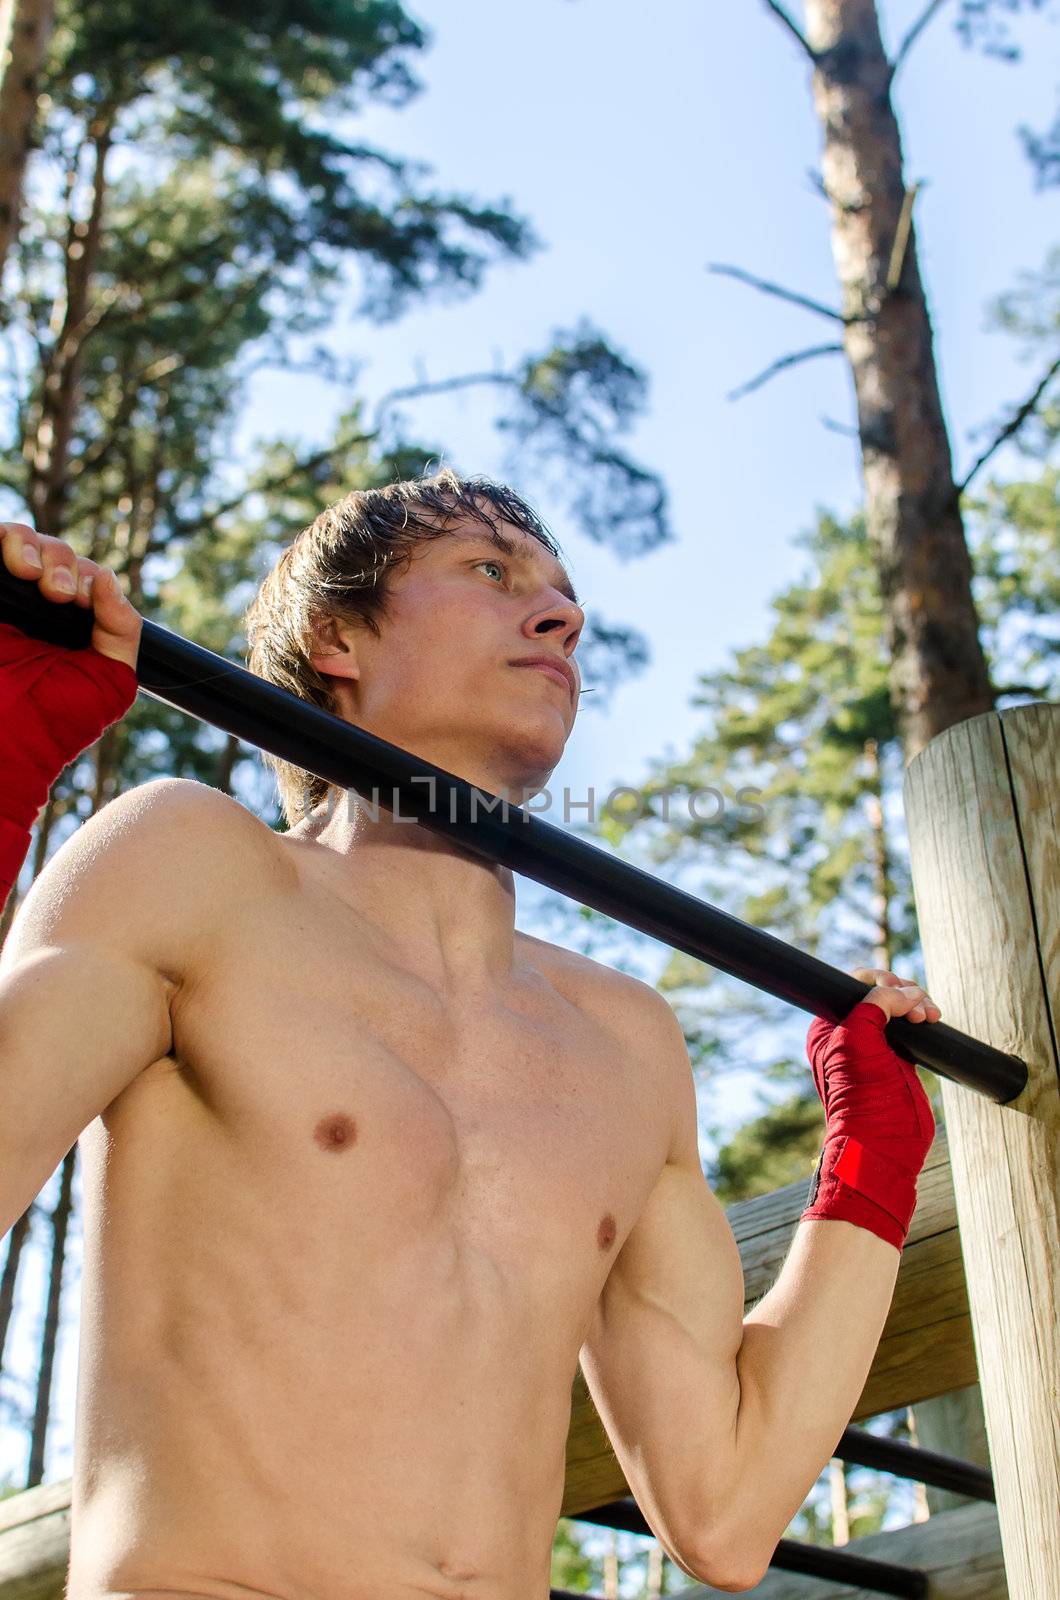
[0,936,173,1234]
[578,995,748,1576]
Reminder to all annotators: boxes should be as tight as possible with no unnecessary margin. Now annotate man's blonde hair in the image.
[243,467,566,828]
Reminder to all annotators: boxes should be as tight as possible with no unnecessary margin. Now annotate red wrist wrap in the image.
[0,622,138,905]
[800,1001,936,1253]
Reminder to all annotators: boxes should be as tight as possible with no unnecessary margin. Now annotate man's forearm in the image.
[729,1216,900,1559]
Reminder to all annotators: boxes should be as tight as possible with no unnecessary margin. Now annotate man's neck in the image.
[295,788,521,992]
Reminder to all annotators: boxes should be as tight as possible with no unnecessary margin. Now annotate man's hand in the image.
[0,522,141,670]
[801,965,939,1255]
[0,522,141,907]
[848,964,941,1025]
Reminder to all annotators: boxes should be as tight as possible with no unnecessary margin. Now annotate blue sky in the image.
[233,0,1057,1110]
[239,0,1056,836]
[4,0,1057,1493]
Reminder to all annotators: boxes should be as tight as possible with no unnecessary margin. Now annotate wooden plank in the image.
[903,703,1060,1600]
[561,1128,973,1517]
[0,1482,70,1600]
[683,1498,1006,1599]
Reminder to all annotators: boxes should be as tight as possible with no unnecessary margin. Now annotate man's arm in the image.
[0,776,260,1239]
[579,984,930,1592]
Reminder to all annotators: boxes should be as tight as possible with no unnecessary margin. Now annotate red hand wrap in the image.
[0,622,138,905]
[800,1000,937,1253]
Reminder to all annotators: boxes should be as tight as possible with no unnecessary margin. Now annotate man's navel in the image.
[597,1213,617,1251]
[313,1112,359,1152]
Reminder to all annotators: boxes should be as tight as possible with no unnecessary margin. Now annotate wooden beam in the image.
[0,1479,69,1600]
[562,1126,974,1516]
[683,1497,1006,1598]
[904,702,1060,1600]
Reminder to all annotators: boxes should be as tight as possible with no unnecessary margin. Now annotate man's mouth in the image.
[509,655,576,698]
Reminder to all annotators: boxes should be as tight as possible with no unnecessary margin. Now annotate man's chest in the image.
[149,906,669,1280]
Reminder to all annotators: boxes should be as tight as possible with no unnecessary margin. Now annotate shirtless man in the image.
[0,472,939,1599]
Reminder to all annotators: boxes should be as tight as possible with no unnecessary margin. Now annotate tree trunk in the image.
[0,0,54,276]
[28,113,113,537]
[25,1142,75,1487]
[646,1539,663,1598]
[603,1529,619,1600]
[0,1204,33,1369]
[803,0,995,758]
[864,736,890,967]
[828,1456,850,1545]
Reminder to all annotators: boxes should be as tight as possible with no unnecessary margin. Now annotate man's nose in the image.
[524,593,584,653]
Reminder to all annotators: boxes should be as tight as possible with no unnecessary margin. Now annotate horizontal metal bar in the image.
[573,1499,927,1598]
[0,566,1027,1103]
[839,1425,995,1502]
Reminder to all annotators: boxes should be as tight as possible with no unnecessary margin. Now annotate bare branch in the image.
[993,684,1052,701]
[708,262,854,324]
[821,415,859,438]
[958,352,1060,494]
[761,0,817,62]
[726,342,844,401]
[891,0,951,83]
[168,427,379,545]
[372,369,515,434]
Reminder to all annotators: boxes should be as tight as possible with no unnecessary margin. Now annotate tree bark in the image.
[25,1142,75,1487]
[803,0,995,758]
[0,0,54,276]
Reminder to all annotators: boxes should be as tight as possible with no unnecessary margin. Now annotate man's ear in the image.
[308,613,361,683]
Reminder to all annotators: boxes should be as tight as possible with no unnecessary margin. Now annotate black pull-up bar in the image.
[0,566,1028,1104]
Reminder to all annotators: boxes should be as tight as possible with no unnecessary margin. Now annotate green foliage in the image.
[967,468,1060,699]
[550,1519,601,1592]
[599,507,912,970]
[42,0,532,322]
[985,246,1060,450]
[709,1091,823,1205]
[0,0,670,831]
[955,2,1058,184]
[500,321,671,559]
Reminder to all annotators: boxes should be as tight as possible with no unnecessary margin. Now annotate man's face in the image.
[311,518,585,799]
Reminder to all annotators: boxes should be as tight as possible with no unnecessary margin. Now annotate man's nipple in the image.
[597,1213,617,1251]
[313,1112,359,1153]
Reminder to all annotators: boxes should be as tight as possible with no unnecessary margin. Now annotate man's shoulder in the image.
[83,776,283,880]
[6,778,288,987]
[517,929,679,1040]
[130,775,279,835]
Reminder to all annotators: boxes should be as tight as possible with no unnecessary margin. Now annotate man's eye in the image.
[475,559,506,582]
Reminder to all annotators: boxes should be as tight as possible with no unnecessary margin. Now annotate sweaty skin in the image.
[66,791,673,1600]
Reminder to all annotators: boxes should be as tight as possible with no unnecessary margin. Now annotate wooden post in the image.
[903,702,1060,1600]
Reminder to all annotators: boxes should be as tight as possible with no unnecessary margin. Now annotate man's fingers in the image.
[2,524,81,600]
[0,521,142,670]
[848,967,940,1022]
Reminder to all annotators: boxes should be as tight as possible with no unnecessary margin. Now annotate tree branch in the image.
[891,0,951,83]
[708,263,856,324]
[993,684,1052,701]
[372,369,515,434]
[958,352,1060,494]
[761,0,817,62]
[168,426,380,546]
[726,342,844,401]
[821,415,859,438]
